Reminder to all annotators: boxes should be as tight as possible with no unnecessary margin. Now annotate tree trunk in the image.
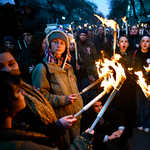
[138,0,147,18]
[130,0,138,24]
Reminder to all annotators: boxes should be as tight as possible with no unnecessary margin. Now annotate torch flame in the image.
[96,54,126,92]
[71,39,75,43]
[144,64,150,73]
[105,19,117,31]
[135,71,150,98]
[122,16,127,23]
[94,14,117,31]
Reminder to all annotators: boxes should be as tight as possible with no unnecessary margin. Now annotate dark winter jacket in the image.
[94,35,112,58]
[133,48,150,88]
[128,34,140,54]
[23,3,46,32]
[77,40,98,76]
[0,128,93,150]
[81,108,126,143]
[70,50,88,81]
[110,50,136,109]
[20,54,44,84]
[20,46,30,67]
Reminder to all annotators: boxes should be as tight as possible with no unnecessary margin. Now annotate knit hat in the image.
[22,27,36,35]
[45,27,70,69]
[80,29,88,35]
[2,36,17,47]
[46,27,69,50]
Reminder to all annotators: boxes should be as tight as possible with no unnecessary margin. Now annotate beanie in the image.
[46,27,69,50]
[48,32,67,45]
[22,27,36,35]
[80,29,88,35]
[2,36,17,47]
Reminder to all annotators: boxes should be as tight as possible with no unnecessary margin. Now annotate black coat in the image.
[133,48,150,87]
[81,108,126,143]
[110,50,136,109]
[128,34,140,54]
[94,35,112,58]
[70,50,88,81]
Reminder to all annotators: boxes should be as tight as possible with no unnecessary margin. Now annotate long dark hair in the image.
[30,32,46,61]
[0,71,22,125]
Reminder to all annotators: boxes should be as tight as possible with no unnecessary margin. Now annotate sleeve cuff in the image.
[55,120,66,135]
[118,126,125,131]
[103,135,108,142]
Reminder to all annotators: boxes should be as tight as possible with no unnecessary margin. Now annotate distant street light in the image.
[62,16,65,20]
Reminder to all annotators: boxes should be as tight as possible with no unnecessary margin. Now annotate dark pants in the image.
[93,118,127,150]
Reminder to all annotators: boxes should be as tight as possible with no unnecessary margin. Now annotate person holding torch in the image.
[31,27,83,145]
[81,99,126,150]
[77,29,99,105]
[133,35,150,133]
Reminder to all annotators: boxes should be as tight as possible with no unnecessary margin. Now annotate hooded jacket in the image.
[32,28,83,119]
[32,57,83,119]
[23,2,46,32]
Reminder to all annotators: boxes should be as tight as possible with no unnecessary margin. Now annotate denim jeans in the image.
[135,87,150,128]
[77,78,90,106]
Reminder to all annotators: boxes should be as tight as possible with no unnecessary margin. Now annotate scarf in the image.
[45,44,64,66]
[45,44,71,70]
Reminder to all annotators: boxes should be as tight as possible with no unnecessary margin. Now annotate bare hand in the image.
[29,65,35,73]
[76,64,80,70]
[108,134,117,140]
[112,129,123,138]
[59,115,77,130]
[85,128,94,135]
[68,94,77,104]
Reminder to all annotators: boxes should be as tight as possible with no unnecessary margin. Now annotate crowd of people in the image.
[1,1,150,150]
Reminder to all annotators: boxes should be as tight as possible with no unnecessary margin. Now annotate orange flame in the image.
[71,38,75,43]
[144,64,150,73]
[96,54,126,92]
[94,14,117,31]
[135,71,150,98]
[122,16,127,23]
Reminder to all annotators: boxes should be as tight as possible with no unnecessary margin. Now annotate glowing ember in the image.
[135,71,150,99]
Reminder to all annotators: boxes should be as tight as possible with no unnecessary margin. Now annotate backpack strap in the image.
[41,60,51,81]
[41,60,53,93]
